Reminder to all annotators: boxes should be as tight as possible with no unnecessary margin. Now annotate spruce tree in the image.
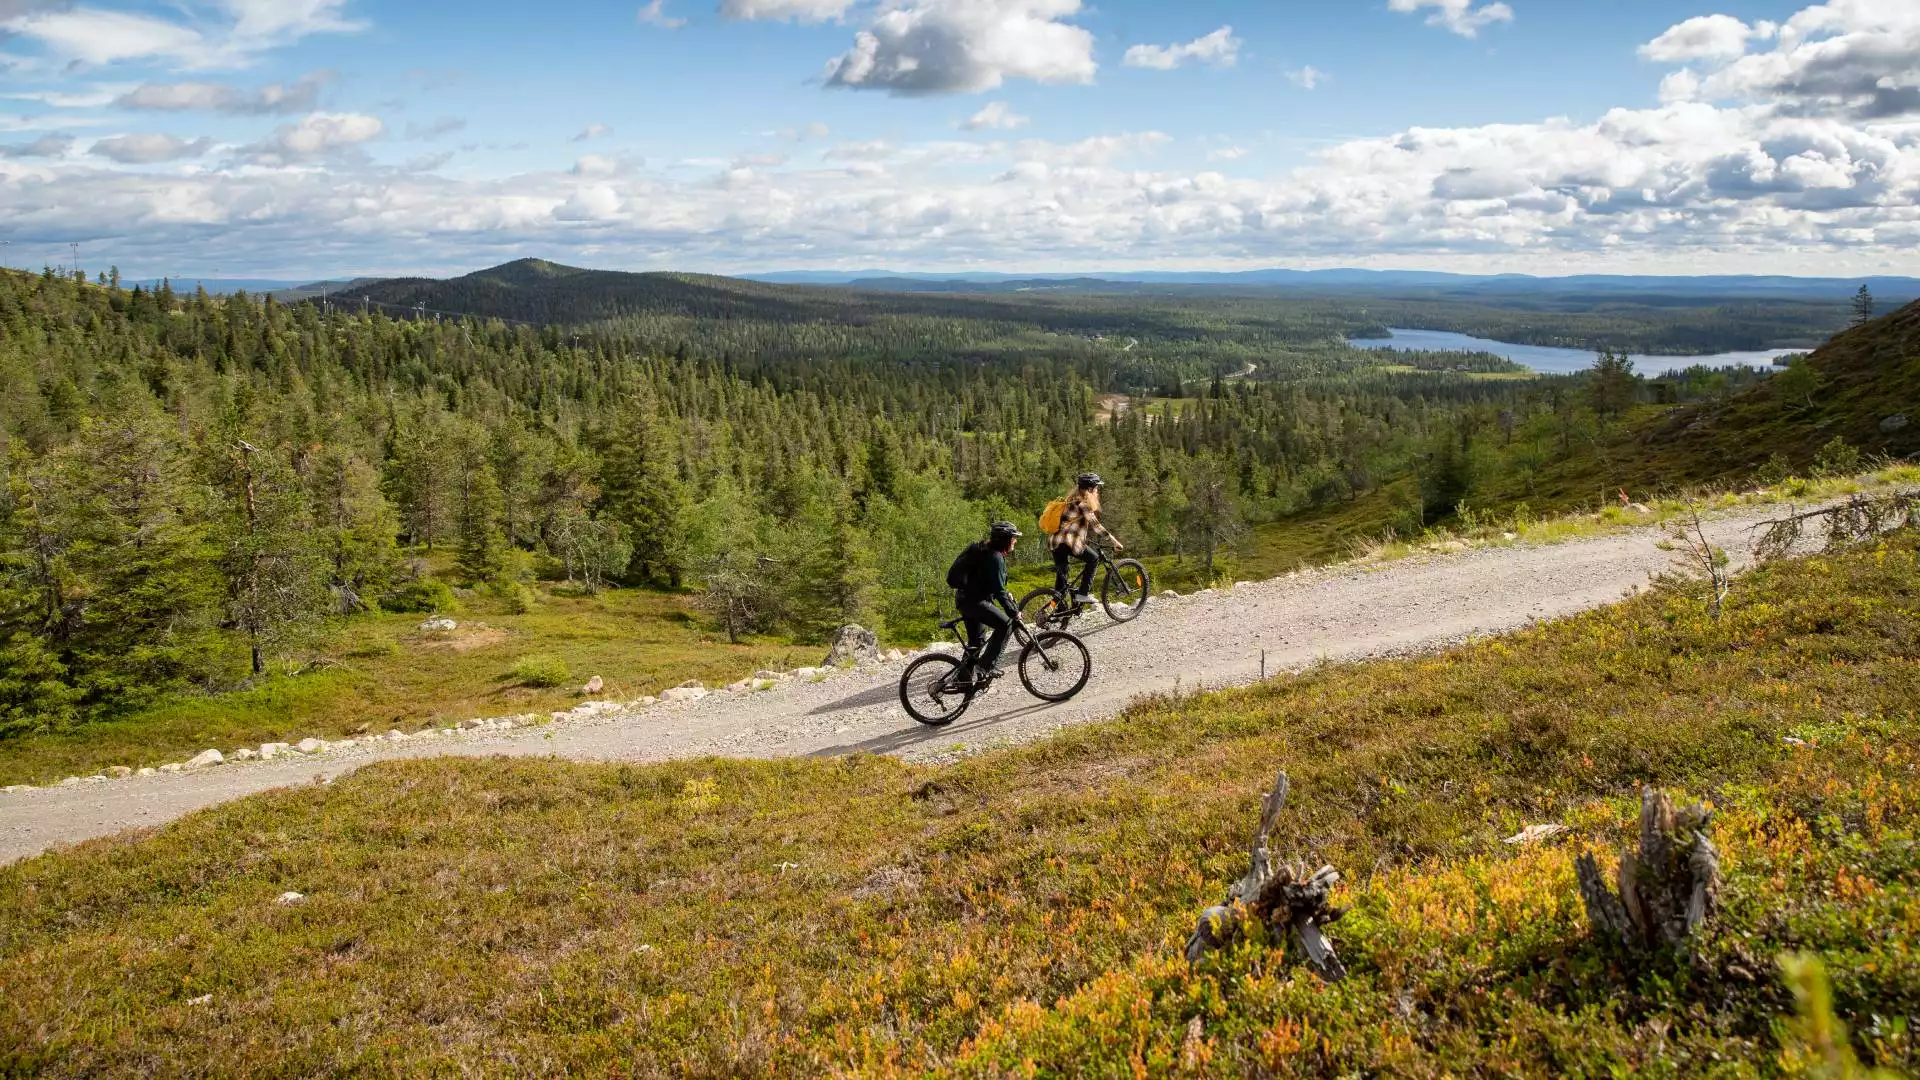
[596,387,686,588]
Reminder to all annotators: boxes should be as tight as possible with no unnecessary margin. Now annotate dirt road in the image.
[0,508,1785,864]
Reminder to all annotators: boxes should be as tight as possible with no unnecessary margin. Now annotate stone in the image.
[386,730,408,741]
[676,679,705,690]
[661,686,709,703]
[1882,414,1910,434]
[419,617,457,632]
[159,763,184,774]
[726,678,754,693]
[792,666,824,678]
[822,624,880,668]
[456,718,484,731]
[1503,823,1568,846]
[136,768,156,778]
[275,891,305,905]
[1161,590,1181,598]
[233,748,258,761]
[60,776,83,786]
[259,742,289,760]
[2,785,32,794]
[752,670,790,681]
[295,738,325,754]
[584,675,605,694]
[181,750,224,769]
[1628,503,1653,515]
[335,739,357,749]
[631,696,658,707]
[107,765,133,778]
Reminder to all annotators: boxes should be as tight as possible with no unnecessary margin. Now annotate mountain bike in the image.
[1018,544,1152,630]
[898,614,1092,727]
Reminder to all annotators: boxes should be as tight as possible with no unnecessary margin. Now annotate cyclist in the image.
[1050,472,1123,606]
[950,521,1023,687]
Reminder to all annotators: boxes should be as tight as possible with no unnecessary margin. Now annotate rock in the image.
[1882,414,1910,434]
[335,739,357,749]
[2,785,33,794]
[1161,589,1181,598]
[136,768,156,778]
[186,994,213,1007]
[60,776,82,786]
[419,617,457,632]
[1628,503,1653,515]
[631,696,658,707]
[661,686,709,702]
[386,730,408,741]
[584,675,605,695]
[107,765,133,778]
[456,718,484,731]
[159,763,183,774]
[275,891,305,905]
[1784,735,1809,747]
[726,678,754,693]
[1502,532,1519,541]
[1503,823,1569,846]
[259,742,289,760]
[295,738,325,754]
[792,666,824,678]
[675,679,705,690]
[752,670,790,681]
[233,748,258,761]
[822,624,880,668]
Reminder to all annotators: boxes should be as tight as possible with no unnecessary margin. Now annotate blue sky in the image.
[0,0,1915,278]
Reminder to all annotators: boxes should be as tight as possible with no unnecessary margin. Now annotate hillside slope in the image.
[4,530,1918,1075]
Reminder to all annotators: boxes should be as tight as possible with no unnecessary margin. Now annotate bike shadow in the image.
[808,699,1059,758]
[806,683,899,716]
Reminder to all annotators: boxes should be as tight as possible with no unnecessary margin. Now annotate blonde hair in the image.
[1077,487,1101,514]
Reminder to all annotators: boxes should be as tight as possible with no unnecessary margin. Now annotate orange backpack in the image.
[1039,497,1068,534]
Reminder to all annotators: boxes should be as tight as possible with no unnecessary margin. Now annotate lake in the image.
[1348,327,1800,376]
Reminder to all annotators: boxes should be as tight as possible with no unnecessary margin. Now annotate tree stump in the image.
[1185,769,1348,981]
[1576,789,1722,952]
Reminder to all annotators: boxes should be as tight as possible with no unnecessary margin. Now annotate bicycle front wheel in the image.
[1018,587,1068,629]
[1018,631,1092,703]
[899,653,973,726]
[1101,559,1151,622]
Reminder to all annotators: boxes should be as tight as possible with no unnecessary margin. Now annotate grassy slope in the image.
[5,533,1919,1076]
[0,589,817,787]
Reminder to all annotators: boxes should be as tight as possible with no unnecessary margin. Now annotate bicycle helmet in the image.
[1076,472,1105,490]
[988,521,1024,543]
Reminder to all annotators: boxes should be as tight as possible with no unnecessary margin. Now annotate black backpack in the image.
[946,542,987,593]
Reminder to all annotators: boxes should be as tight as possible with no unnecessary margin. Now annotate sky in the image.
[0,0,1916,280]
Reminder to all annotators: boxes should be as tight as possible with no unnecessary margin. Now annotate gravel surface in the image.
[0,507,1790,864]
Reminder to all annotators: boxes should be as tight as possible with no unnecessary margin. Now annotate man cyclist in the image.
[1050,472,1123,606]
[951,521,1023,687]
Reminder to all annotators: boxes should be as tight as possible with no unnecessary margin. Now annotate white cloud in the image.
[719,0,854,22]
[1657,2,1920,120]
[4,9,207,66]
[5,86,133,108]
[638,0,686,29]
[1207,146,1248,162]
[571,154,619,178]
[1,0,362,69]
[1388,0,1514,39]
[246,111,382,164]
[0,133,71,158]
[962,101,1029,130]
[1286,66,1325,89]
[573,123,613,142]
[556,185,621,221]
[1123,26,1241,71]
[1640,15,1774,64]
[823,0,1096,96]
[115,72,336,115]
[90,133,215,164]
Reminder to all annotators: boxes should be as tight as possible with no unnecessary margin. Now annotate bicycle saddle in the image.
[938,617,963,630]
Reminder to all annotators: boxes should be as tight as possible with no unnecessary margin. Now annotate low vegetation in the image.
[5,529,1916,1075]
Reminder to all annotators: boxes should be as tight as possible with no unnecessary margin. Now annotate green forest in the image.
[0,262,1801,740]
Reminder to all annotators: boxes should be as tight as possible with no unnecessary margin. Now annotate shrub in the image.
[508,654,570,688]
[1814,436,1863,478]
[380,578,458,614]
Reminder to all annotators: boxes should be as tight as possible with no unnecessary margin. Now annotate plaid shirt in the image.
[1049,490,1110,555]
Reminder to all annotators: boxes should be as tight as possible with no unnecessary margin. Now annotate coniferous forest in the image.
[0,263,1801,736]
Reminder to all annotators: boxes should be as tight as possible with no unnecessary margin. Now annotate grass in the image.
[0,587,818,787]
[5,530,1919,1075]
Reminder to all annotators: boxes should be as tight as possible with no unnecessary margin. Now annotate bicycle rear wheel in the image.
[1018,631,1092,703]
[1018,587,1069,629]
[1101,559,1151,622]
[899,653,973,727]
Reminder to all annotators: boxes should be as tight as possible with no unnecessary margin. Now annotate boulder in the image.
[275,891,305,906]
[584,675,605,695]
[1882,414,1910,434]
[726,678,754,693]
[233,748,258,761]
[1628,503,1653,515]
[456,718,484,731]
[259,742,289,760]
[822,624,880,668]
[752,670,790,681]
[185,749,225,770]
[1503,823,1568,846]
[159,763,184,774]
[1161,589,1181,599]
[60,776,82,786]
[136,768,156,778]
[295,737,325,754]
[419,617,457,632]
[386,730,408,741]
[661,686,709,703]
[107,765,134,778]
[631,696,659,707]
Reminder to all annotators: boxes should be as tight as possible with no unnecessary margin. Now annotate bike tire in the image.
[1018,631,1092,703]
[1101,559,1152,622]
[1018,587,1069,629]
[899,653,973,727]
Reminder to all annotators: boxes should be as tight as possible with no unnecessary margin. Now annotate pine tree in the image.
[1852,285,1875,326]
[1588,350,1640,420]
[308,447,400,612]
[596,387,686,588]
[211,440,325,677]
[451,423,506,583]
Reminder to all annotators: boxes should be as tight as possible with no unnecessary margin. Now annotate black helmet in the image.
[988,521,1024,543]
[1076,472,1104,489]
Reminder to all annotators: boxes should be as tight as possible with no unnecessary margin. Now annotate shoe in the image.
[1071,592,1095,605]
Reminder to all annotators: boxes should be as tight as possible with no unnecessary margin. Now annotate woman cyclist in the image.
[1049,472,1123,605]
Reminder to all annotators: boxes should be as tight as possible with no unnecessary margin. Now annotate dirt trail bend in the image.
[1,507,1786,864]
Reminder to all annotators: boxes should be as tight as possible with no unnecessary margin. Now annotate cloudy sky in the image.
[0,0,1916,279]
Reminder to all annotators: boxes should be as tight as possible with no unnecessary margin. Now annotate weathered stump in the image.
[1576,788,1722,952]
[1185,770,1348,981]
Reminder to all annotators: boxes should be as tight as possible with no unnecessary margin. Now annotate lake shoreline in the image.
[1350,327,1799,376]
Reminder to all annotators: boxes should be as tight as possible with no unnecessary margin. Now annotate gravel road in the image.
[0,507,1790,864]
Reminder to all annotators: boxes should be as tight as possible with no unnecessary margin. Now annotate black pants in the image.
[1054,545,1098,596]
[959,599,1013,672]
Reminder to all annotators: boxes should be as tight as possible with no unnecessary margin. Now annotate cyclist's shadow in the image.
[808,698,1059,758]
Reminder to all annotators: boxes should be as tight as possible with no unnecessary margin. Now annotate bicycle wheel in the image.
[1018,587,1068,629]
[1101,559,1152,622]
[899,653,973,727]
[1018,631,1092,703]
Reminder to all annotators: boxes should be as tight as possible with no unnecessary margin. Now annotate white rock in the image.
[59,776,83,786]
[752,670,790,681]
[419,617,457,632]
[259,742,289,759]
[631,696,658,707]
[233,748,258,761]
[822,624,880,667]
[335,739,357,749]
[295,738,325,754]
[1160,590,1181,599]
[661,686,709,703]
[136,768,156,778]
[726,678,754,693]
[186,994,213,1007]
[439,728,455,736]
[275,891,305,905]
[676,679,705,690]
[107,765,133,778]
[584,675,605,694]
[456,718,484,731]
[2,784,33,794]
[1784,736,1809,747]
[1502,823,1569,846]
[159,763,183,774]
[386,730,408,741]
